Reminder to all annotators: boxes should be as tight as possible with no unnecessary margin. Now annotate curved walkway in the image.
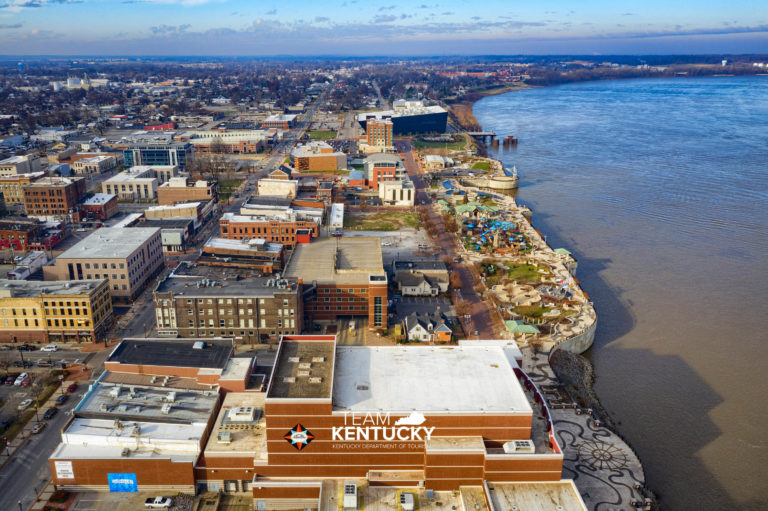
[523,352,654,510]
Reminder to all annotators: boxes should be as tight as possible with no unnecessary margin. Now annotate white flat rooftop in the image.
[57,227,159,259]
[332,346,531,413]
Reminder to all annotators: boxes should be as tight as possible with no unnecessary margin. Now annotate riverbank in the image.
[445,83,532,130]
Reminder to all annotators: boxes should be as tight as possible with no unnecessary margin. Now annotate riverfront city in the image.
[0,2,766,511]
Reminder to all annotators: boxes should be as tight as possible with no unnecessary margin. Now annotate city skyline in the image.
[0,0,767,55]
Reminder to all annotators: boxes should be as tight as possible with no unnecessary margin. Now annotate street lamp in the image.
[18,500,22,511]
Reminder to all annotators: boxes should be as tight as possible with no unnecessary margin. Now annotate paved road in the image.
[0,384,88,511]
[371,80,387,109]
[396,140,500,339]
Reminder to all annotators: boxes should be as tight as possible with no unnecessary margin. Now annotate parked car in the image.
[17,344,35,351]
[43,408,58,420]
[55,394,69,405]
[4,376,15,385]
[40,344,58,352]
[31,422,46,434]
[17,399,33,411]
[12,360,32,368]
[144,497,172,508]
[66,383,77,393]
[37,360,53,368]
[332,230,344,238]
[14,373,29,386]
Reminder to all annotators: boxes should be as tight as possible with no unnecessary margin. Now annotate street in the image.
[397,140,500,339]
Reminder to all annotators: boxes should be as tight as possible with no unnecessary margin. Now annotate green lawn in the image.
[344,212,420,231]
[350,164,365,171]
[217,177,246,201]
[307,130,337,140]
[412,139,466,151]
[471,161,491,171]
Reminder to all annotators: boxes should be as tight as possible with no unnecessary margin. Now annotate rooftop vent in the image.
[312,357,325,363]
[288,356,300,363]
[309,377,323,384]
[283,377,296,383]
[192,341,205,350]
[298,362,311,369]
[502,439,535,454]
[121,448,131,457]
[165,391,176,403]
[161,403,172,415]
[217,431,232,444]
[297,370,310,377]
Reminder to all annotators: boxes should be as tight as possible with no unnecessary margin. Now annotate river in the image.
[474,76,768,510]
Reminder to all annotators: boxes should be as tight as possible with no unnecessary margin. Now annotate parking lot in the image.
[342,228,434,264]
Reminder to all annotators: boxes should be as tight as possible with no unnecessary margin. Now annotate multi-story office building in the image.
[219,212,318,249]
[22,177,87,220]
[0,154,43,176]
[283,237,388,328]
[364,153,406,190]
[366,118,393,147]
[153,262,301,343]
[174,130,274,154]
[123,133,193,169]
[101,167,159,200]
[0,172,44,204]
[290,141,346,172]
[0,279,112,343]
[44,227,164,301]
[157,177,218,206]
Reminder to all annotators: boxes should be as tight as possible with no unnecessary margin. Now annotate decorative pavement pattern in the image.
[523,352,657,511]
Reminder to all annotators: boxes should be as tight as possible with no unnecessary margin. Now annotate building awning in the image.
[554,248,572,256]
[505,320,540,334]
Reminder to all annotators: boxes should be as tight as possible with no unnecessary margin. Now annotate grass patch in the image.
[350,164,365,171]
[412,138,465,151]
[512,305,551,318]
[344,212,420,231]
[217,177,246,201]
[306,130,337,140]
[471,161,491,171]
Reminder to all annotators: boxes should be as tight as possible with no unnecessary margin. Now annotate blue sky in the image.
[0,0,766,55]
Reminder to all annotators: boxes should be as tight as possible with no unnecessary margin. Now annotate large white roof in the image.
[332,345,531,413]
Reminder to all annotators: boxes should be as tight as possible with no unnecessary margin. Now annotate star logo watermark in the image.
[284,424,315,451]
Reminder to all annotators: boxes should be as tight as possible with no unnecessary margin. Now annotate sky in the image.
[0,0,767,55]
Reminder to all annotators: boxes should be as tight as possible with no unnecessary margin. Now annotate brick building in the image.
[200,237,285,274]
[0,279,113,344]
[153,263,301,343]
[157,177,218,206]
[71,155,117,175]
[290,141,346,172]
[78,193,119,220]
[364,153,405,190]
[283,237,388,329]
[48,335,583,510]
[219,212,319,249]
[261,114,297,130]
[22,177,87,220]
[0,219,40,250]
[366,118,393,147]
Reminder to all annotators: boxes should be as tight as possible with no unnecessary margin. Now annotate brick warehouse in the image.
[49,335,580,510]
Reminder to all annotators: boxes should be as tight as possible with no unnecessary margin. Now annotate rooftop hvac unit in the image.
[230,406,256,422]
[192,341,205,350]
[342,482,357,510]
[165,391,176,403]
[161,403,172,414]
[121,448,131,457]
[502,439,535,454]
[109,386,122,398]
[217,431,232,444]
[399,493,415,511]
